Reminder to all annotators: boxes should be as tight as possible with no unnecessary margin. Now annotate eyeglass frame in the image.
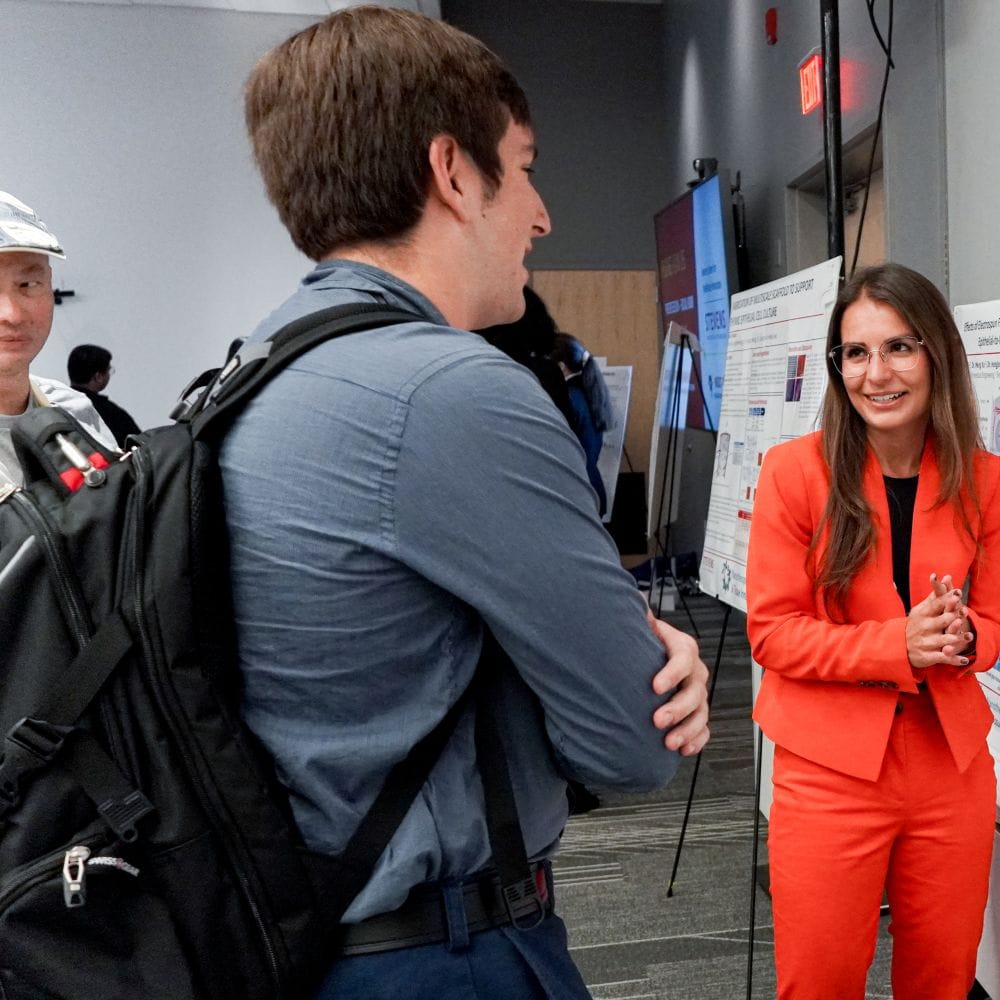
[827,335,925,378]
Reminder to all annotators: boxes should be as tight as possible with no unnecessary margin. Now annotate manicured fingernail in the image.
[960,657,970,665]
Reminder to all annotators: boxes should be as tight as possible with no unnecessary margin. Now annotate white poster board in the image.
[954,300,1000,813]
[699,258,843,611]
[955,298,1000,1000]
[594,360,632,523]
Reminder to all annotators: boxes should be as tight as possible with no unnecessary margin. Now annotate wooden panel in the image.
[530,269,659,483]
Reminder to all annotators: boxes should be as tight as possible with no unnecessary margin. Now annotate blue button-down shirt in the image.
[220,260,679,921]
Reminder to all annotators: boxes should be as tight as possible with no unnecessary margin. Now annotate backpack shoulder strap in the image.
[28,378,51,408]
[189,303,422,437]
[305,628,536,934]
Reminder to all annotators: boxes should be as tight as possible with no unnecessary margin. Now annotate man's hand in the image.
[646,609,710,756]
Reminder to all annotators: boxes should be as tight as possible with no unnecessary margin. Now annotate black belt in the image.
[339,861,552,956]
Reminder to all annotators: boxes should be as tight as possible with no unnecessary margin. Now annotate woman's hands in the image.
[906,573,975,669]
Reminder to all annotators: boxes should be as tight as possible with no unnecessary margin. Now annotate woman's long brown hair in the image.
[814,263,982,613]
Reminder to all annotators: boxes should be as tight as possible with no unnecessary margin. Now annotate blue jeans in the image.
[314,896,591,1000]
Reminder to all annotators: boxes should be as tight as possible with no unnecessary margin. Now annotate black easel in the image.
[746,720,765,1000]
[666,602,732,897]
[655,325,744,908]
[649,326,714,637]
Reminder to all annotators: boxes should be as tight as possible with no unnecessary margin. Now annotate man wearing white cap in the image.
[0,191,115,486]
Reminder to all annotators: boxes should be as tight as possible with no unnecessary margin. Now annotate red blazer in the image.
[746,431,1000,781]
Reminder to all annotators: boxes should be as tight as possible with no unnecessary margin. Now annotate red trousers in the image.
[768,686,996,1000]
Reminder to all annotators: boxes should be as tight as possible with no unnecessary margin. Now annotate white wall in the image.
[1,1,317,427]
[945,2,1000,307]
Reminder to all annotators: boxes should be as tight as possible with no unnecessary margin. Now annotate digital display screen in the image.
[653,173,739,431]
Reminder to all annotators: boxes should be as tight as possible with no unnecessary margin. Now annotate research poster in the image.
[699,257,843,611]
[594,361,632,523]
[955,299,1000,813]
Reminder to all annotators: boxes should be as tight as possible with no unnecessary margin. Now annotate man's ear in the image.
[427,134,477,223]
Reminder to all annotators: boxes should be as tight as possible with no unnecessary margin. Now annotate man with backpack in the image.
[223,8,710,998]
[0,191,115,486]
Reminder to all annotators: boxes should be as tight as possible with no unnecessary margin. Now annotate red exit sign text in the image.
[799,53,822,115]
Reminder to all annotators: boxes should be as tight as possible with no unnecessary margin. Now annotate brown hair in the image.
[815,262,982,609]
[245,6,530,260]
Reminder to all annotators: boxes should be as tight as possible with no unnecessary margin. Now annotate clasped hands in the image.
[906,572,975,670]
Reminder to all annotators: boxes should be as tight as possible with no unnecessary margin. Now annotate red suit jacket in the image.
[747,431,1000,780]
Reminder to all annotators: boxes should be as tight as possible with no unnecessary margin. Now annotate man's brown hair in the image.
[245,6,531,260]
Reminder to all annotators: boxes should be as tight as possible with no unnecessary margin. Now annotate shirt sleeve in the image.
[746,442,917,689]
[392,352,680,791]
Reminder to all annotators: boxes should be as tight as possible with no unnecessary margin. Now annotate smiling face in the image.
[467,119,551,328]
[0,251,53,378]
[838,292,932,450]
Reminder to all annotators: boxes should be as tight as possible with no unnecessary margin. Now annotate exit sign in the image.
[799,53,823,114]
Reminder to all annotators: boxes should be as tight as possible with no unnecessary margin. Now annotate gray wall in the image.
[2,1,315,428]
[660,0,948,290]
[945,2,1000,308]
[443,0,667,270]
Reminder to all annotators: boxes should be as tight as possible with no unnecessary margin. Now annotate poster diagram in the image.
[955,299,1000,811]
[699,257,843,611]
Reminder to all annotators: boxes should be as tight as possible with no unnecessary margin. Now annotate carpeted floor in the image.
[551,593,989,1000]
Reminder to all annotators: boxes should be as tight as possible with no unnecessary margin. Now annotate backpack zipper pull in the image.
[63,844,91,908]
[54,433,107,487]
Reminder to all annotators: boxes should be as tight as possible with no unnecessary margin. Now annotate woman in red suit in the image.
[747,263,998,999]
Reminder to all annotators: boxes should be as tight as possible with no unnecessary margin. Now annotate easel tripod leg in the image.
[746,720,765,1000]
[666,604,731,896]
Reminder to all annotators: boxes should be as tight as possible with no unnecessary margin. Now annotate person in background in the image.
[549,331,614,517]
[68,343,140,447]
[0,191,115,487]
[225,8,710,997]
[477,286,573,426]
[747,262,998,999]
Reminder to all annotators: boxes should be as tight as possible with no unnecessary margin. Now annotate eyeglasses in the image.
[828,335,924,378]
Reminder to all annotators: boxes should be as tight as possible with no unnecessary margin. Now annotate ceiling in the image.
[39,0,660,14]
[43,0,440,15]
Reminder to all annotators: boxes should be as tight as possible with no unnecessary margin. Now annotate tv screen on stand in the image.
[653,171,740,432]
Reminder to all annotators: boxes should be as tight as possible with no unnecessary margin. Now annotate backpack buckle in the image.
[0,718,66,815]
[5,717,65,763]
[501,870,548,931]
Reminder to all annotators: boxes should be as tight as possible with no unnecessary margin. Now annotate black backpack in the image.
[0,304,539,1000]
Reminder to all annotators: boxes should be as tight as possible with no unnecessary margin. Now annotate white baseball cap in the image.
[0,191,65,259]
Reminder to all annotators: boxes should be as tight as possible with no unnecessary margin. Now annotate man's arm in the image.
[394,350,709,789]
